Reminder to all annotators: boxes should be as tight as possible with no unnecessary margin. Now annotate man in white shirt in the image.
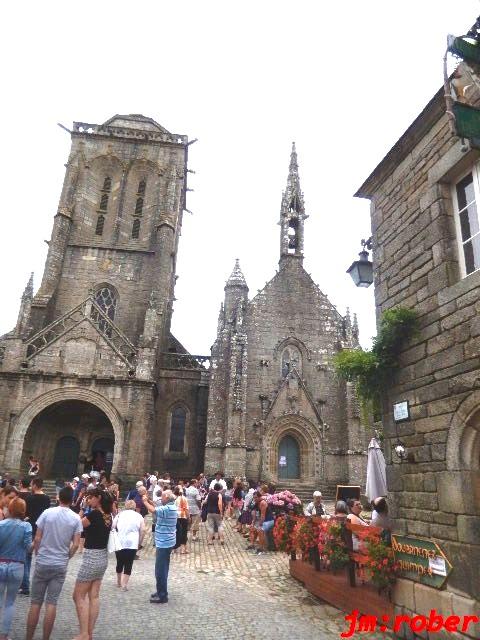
[26,486,82,640]
[209,472,227,493]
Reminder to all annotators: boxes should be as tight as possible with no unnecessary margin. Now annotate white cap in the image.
[73,476,80,482]
[313,491,322,498]
[81,474,90,480]
[136,481,144,488]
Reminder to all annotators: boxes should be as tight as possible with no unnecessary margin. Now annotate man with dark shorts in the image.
[25,486,82,640]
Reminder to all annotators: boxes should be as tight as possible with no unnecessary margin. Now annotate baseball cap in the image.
[81,474,90,480]
[73,476,80,482]
[136,480,144,488]
[313,491,322,497]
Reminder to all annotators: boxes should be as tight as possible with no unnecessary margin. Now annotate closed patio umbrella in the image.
[365,437,387,501]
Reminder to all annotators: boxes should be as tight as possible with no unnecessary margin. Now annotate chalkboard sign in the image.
[336,485,361,503]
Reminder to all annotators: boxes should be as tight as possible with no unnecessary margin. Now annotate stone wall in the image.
[358,89,480,636]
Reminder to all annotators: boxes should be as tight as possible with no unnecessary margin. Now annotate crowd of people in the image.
[0,468,391,639]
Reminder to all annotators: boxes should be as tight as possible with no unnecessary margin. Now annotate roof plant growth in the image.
[333,307,419,419]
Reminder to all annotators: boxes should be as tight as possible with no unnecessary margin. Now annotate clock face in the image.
[393,401,409,422]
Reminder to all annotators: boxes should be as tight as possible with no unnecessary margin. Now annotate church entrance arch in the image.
[7,388,125,477]
[278,435,300,479]
[263,415,322,483]
[91,437,115,473]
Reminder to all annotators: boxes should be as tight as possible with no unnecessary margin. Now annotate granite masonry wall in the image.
[358,88,480,637]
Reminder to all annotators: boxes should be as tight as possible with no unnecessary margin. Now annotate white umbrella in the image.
[365,437,387,501]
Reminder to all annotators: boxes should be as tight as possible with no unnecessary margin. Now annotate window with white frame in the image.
[453,168,480,276]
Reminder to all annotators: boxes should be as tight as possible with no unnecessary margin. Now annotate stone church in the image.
[204,145,369,494]
[0,116,368,489]
[0,115,209,482]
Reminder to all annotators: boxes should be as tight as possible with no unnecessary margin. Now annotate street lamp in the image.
[347,238,373,287]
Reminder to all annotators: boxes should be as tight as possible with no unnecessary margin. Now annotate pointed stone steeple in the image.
[225,259,248,289]
[279,142,308,267]
[224,259,248,323]
[15,273,34,337]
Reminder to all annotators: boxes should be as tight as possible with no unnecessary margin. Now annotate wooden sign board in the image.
[392,534,452,589]
[336,485,361,503]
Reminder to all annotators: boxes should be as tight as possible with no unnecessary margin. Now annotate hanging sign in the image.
[392,535,452,588]
[279,455,287,466]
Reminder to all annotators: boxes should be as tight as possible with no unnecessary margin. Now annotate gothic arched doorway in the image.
[278,435,300,479]
[20,399,115,479]
[51,436,80,479]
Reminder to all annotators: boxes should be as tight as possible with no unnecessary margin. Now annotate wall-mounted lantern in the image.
[347,238,373,288]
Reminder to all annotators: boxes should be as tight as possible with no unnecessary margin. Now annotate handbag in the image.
[107,515,122,553]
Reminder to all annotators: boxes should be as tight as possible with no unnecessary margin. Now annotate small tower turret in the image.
[15,273,34,337]
[224,259,248,323]
[279,142,308,268]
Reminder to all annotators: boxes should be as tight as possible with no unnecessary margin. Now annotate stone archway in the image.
[6,387,125,475]
[262,414,322,482]
[446,390,480,471]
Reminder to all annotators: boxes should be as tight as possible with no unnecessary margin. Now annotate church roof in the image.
[101,114,171,134]
[225,259,248,288]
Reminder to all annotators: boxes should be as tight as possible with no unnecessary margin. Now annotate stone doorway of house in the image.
[278,434,300,479]
[21,399,115,480]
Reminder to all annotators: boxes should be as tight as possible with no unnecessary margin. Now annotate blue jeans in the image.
[20,550,32,591]
[155,547,173,599]
[0,561,24,635]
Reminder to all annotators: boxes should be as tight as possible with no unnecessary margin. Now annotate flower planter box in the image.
[290,558,394,622]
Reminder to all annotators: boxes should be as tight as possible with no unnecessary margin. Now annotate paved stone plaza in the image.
[11,518,392,640]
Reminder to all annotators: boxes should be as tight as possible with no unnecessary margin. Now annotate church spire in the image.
[15,272,34,337]
[225,259,248,289]
[279,142,308,267]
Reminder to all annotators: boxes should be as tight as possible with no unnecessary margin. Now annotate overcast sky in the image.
[1,1,477,354]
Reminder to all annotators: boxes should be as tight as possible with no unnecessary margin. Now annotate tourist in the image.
[113,499,145,591]
[25,486,82,640]
[127,480,148,517]
[185,479,201,541]
[252,491,274,555]
[304,491,328,517]
[197,473,208,494]
[371,497,392,544]
[223,479,234,518]
[239,483,254,536]
[209,471,227,493]
[0,486,18,520]
[173,486,189,554]
[0,497,32,639]
[19,476,51,595]
[18,477,30,496]
[346,499,369,551]
[141,488,177,604]
[231,480,244,531]
[205,482,224,545]
[72,474,89,513]
[72,488,113,640]
[28,456,40,477]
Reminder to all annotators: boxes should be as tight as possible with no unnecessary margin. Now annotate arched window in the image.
[137,179,146,196]
[132,218,140,239]
[91,285,118,336]
[281,346,302,377]
[169,406,186,452]
[95,215,105,236]
[134,197,144,216]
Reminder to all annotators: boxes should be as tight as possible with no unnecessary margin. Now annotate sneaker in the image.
[18,588,30,596]
[150,595,168,604]
[255,549,264,556]
[246,544,255,550]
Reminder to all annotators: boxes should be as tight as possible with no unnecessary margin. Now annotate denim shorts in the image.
[258,519,274,533]
[31,563,67,605]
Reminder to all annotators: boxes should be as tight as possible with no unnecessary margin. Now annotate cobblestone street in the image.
[11,518,392,640]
